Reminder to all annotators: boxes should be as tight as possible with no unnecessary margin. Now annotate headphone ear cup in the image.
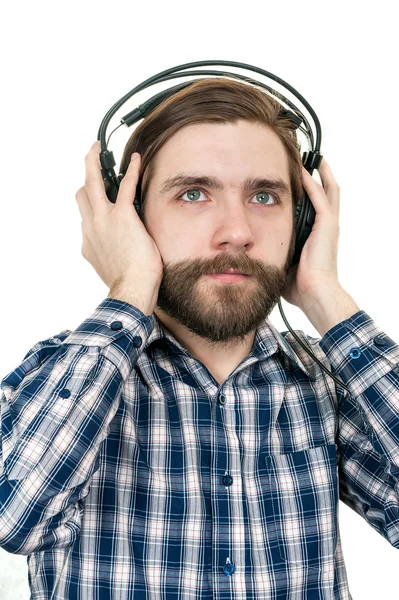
[133,195,144,221]
[103,177,119,204]
[116,172,145,222]
[291,187,315,267]
[104,172,125,204]
[133,178,145,223]
[294,199,302,227]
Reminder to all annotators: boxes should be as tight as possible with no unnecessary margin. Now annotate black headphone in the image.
[97,60,349,394]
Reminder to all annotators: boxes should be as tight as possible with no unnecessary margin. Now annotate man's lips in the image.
[206,272,250,282]
[210,269,248,275]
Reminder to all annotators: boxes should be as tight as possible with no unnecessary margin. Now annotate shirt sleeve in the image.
[0,298,155,555]
[318,309,399,549]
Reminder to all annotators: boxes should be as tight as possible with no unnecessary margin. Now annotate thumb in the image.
[116,153,142,207]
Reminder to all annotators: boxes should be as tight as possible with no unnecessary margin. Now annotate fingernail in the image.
[131,153,138,162]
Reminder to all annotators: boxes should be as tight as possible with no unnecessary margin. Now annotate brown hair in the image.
[119,77,303,224]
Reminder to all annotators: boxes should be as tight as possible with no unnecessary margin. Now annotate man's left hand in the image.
[282,158,341,311]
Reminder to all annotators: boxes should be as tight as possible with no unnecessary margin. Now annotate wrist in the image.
[301,284,360,338]
[107,286,155,316]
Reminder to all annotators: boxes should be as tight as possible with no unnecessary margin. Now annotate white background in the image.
[1,1,398,598]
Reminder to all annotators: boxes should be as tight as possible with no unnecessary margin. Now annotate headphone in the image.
[97,60,350,394]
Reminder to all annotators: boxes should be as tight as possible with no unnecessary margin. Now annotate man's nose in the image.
[213,198,255,249]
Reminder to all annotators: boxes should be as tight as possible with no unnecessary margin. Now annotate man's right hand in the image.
[75,141,163,315]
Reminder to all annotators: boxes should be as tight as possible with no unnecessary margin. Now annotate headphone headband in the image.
[98,60,322,268]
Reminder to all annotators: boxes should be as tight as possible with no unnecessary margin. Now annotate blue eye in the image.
[180,189,207,202]
[178,188,279,205]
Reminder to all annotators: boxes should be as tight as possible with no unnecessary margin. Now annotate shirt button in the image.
[222,474,233,487]
[110,321,123,331]
[349,348,361,359]
[218,394,227,405]
[374,334,388,347]
[60,389,71,398]
[133,336,142,348]
[224,562,236,576]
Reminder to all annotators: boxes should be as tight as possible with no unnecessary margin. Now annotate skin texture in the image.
[142,120,296,383]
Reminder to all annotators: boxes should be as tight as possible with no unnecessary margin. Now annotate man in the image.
[1,101,399,599]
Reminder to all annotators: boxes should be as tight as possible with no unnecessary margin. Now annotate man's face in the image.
[143,120,296,345]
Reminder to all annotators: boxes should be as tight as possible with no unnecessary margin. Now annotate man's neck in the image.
[153,308,256,381]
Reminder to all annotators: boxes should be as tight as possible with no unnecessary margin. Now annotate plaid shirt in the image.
[1,297,399,599]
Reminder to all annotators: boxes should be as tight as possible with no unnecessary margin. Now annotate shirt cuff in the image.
[53,298,155,377]
[318,310,399,397]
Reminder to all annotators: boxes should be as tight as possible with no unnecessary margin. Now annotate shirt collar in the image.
[144,313,313,379]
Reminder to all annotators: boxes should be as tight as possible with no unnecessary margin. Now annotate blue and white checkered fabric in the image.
[1,298,398,599]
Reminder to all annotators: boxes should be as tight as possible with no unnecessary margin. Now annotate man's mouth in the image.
[212,269,248,275]
[206,272,250,282]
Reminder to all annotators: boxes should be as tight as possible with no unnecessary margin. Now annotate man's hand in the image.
[282,158,341,311]
[75,141,164,314]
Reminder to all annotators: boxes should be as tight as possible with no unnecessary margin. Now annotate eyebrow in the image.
[159,174,291,198]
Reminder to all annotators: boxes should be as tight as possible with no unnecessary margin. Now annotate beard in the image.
[154,228,296,349]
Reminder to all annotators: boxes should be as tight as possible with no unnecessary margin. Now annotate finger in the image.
[302,163,340,217]
[317,158,340,214]
[84,141,111,212]
[302,166,331,217]
[75,186,93,222]
[115,152,142,207]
